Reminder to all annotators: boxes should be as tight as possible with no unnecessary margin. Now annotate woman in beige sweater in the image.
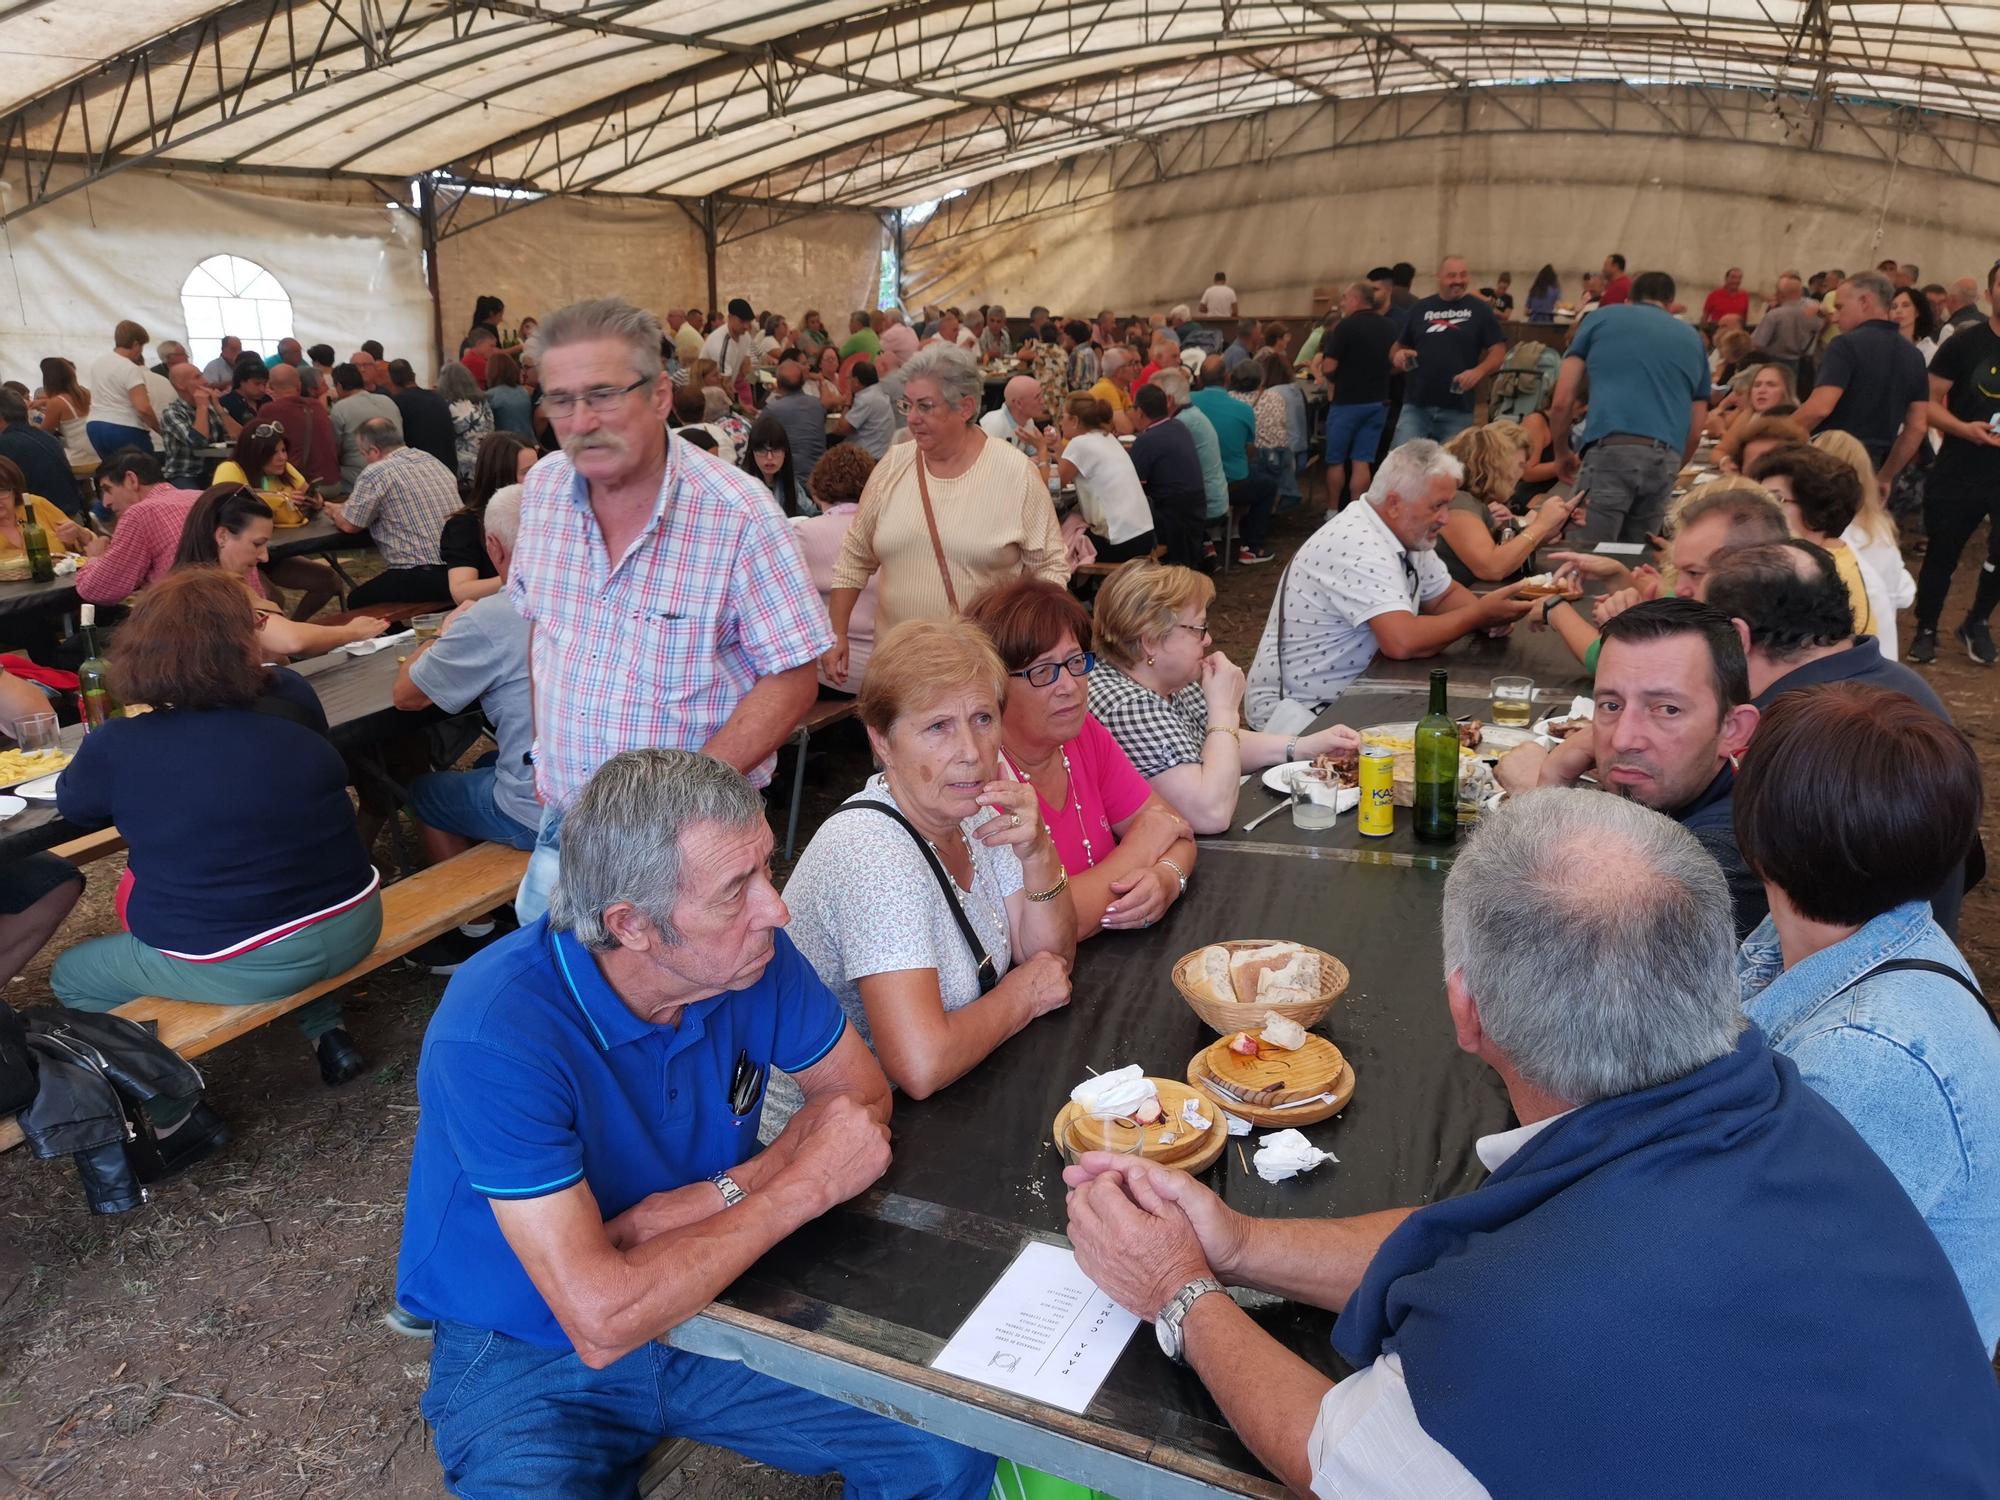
[823,344,1068,687]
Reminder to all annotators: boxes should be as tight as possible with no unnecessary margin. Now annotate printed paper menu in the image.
[930,1241,1141,1414]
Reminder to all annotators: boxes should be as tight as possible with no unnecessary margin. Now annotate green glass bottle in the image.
[20,504,52,583]
[76,603,117,729]
[1413,668,1458,846]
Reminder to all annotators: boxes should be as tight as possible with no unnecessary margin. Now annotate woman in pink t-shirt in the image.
[965,577,1197,937]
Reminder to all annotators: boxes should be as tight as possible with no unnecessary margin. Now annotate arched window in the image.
[180,255,294,367]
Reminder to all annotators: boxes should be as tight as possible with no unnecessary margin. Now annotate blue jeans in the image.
[424,1319,995,1499]
[1390,404,1475,448]
[407,765,539,851]
[85,420,152,460]
[514,805,564,924]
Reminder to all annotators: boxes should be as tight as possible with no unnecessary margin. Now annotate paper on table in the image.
[1592,542,1645,556]
[342,629,415,657]
[930,1241,1140,1414]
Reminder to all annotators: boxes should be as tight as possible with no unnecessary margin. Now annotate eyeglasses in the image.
[753,446,786,459]
[1010,651,1095,688]
[252,421,286,438]
[894,396,956,419]
[541,376,653,418]
[1169,621,1209,639]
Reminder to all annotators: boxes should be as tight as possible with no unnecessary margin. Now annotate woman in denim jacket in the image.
[1735,682,2000,1356]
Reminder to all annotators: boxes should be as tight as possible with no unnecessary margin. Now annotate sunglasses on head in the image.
[252,421,286,439]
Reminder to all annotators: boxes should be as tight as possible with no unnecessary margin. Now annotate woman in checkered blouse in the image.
[1084,560,1360,835]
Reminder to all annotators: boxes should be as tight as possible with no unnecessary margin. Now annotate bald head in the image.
[1003,375,1044,422]
[775,359,804,394]
[267,363,301,397]
[1951,277,1981,311]
[170,362,205,398]
[1438,257,1471,298]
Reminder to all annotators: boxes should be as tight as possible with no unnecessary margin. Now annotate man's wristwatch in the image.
[708,1171,747,1209]
[1154,1277,1226,1363]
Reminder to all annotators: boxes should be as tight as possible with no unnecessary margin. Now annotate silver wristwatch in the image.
[708,1171,747,1209]
[1154,1277,1226,1363]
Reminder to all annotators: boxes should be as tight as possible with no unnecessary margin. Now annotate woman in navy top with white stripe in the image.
[51,568,383,1085]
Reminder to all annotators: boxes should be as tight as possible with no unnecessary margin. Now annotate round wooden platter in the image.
[1051,1079,1227,1173]
[1186,1034,1356,1128]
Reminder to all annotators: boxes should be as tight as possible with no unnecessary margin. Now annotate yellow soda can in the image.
[1358,745,1395,838]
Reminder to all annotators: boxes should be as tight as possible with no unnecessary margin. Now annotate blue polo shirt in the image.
[396,918,847,1349]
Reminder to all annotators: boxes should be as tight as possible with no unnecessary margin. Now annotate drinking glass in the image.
[411,611,449,641]
[13,712,58,758]
[1490,676,1534,729]
[1290,769,1342,830]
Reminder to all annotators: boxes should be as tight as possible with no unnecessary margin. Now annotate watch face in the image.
[1154,1314,1179,1361]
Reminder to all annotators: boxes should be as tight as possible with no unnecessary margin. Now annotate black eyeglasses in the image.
[1010,651,1095,688]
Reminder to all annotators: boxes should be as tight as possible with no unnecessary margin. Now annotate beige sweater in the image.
[832,434,1070,630]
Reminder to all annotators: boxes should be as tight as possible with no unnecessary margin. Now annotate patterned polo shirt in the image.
[510,444,833,806]
[340,444,459,569]
[1244,501,1452,728]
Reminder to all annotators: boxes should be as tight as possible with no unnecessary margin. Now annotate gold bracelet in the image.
[1025,869,1070,903]
[1156,856,1187,895]
[1205,724,1241,743]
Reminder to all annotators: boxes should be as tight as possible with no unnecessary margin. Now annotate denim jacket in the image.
[1739,902,2000,1355]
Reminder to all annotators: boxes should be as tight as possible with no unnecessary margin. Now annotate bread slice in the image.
[1229,943,1302,1004]
[1196,945,1235,1005]
[1255,950,1322,999]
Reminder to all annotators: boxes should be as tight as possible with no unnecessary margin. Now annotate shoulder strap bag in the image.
[1836,956,1997,1031]
[827,801,998,994]
[911,456,960,613]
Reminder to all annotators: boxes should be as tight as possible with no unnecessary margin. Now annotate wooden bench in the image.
[1072,544,1168,580]
[782,697,857,860]
[0,840,529,1153]
[50,827,126,865]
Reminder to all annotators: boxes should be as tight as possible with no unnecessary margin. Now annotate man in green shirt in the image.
[838,310,882,360]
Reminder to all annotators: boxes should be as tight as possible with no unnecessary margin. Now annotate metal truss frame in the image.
[3,0,2000,230]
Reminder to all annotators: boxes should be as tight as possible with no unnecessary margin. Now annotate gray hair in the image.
[483,482,523,550]
[1442,788,1745,1105]
[1167,303,1191,322]
[1364,439,1462,508]
[549,749,766,950]
[1154,328,1181,351]
[436,360,485,405]
[357,415,403,454]
[1101,347,1133,377]
[898,343,982,406]
[1148,366,1191,407]
[1844,270,1895,313]
[526,296,663,382]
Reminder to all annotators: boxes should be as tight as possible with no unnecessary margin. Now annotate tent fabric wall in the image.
[0,170,432,386]
[901,97,2000,316]
[434,196,885,346]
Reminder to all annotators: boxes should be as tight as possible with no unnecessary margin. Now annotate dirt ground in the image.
[0,496,1993,1498]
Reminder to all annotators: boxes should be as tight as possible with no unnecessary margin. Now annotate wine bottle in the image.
[77,603,118,729]
[20,504,53,583]
[1413,668,1458,845]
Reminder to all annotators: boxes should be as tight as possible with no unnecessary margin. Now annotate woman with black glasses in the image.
[965,577,1196,938]
[740,412,804,516]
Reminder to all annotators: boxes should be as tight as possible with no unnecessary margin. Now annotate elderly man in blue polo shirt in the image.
[398,748,994,1497]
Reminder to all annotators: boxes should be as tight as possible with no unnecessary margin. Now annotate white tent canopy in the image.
[3,0,1998,222]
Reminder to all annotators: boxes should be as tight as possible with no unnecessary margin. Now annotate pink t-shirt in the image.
[1008,713,1152,874]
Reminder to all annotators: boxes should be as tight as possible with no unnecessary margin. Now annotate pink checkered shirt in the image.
[511,444,834,807]
[76,483,203,606]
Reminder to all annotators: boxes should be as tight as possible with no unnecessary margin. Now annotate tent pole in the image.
[703,197,719,315]
[418,175,446,378]
[893,210,905,309]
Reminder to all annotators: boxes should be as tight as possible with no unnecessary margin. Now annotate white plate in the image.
[13,771,60,801]
[0,795,24,820]
[1259,763,1362,812]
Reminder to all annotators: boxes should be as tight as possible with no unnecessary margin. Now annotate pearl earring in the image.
[1146,654,1155,665]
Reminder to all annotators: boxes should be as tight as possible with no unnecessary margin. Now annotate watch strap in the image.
[1158,1276,1226,1362]
[709,1170,747,1208]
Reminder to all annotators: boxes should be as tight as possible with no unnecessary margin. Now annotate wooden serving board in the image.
[1051,1079,1227,1173]
[1197,1033,1347,1106]
[1186,1051,1356,1129]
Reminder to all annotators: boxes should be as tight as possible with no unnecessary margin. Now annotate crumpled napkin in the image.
[1253,1128,1338,1183]
[1070,1064,1156,1119]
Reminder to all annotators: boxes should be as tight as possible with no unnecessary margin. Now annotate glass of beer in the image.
[1491,676,1534,728]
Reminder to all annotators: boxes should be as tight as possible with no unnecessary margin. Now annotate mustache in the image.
[563,432,626,459]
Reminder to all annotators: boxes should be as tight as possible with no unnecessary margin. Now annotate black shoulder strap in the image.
[248,687,329,738]
[827,802,999,994]
[1841,958,1995,1029]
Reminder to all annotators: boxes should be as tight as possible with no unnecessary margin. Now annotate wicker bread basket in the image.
[1171,939,1349,1035]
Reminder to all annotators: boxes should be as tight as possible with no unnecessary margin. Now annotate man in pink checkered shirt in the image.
[510,297,832,920]
[67,451,203,606]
